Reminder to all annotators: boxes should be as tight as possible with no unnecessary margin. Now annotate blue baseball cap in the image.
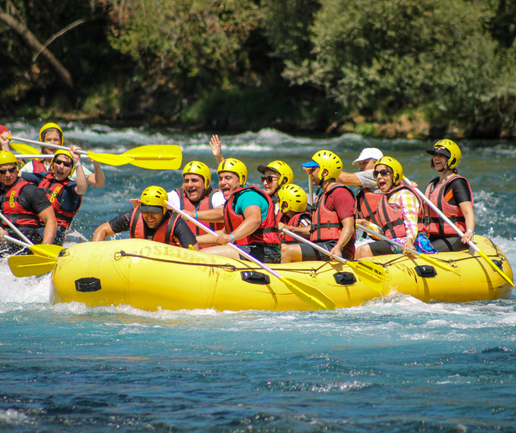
[302,160,319,168]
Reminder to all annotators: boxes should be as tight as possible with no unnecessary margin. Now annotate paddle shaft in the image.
[13,154,89,159]
[308,173,313,206]
[357,224,420,255]
[3,234,31,249]
[0,212,34,245]
[12,136,89,156]
[281,228,348,264]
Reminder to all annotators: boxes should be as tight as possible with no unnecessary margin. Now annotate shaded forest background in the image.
[1,0,516,138]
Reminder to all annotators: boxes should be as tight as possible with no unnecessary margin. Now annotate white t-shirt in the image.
[20,160,93,181]
[167,188,225,209]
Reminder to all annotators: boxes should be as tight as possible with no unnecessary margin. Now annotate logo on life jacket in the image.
[9,190,16,208]
[49,185,63,203]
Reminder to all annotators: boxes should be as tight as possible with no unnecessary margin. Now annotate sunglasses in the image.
[0,167,17,175]
[261,175,278,183]
[54,159,73,168]
[373,169,392,178]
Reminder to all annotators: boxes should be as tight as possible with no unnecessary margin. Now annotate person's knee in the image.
[355,244,372,259]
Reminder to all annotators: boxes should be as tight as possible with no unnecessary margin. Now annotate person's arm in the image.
[70,145,87,195]
[217,205,262,245]
[86,161,105,188]
[330,216,355,258]
[195,228,226,246]
[459,201,475,243]
[337,171,362,186]
[0,128,11,151]
[195,206,225,223]
[209,135,224,165]
[38,206,57,244]
[93,222,116,241]
[173,218,200,250]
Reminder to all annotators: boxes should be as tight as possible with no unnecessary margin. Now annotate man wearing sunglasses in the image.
[0,151,57,254]
[20,147,87,246]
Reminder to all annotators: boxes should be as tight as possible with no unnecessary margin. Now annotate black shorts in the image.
[429,236,468,253]
[368,240,393,256]
[299,240,354,261]
[238,244,281,264]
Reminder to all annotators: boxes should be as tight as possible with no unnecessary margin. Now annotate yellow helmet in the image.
[0,151,18,168]
[258,161,294,186]
[140,186,168,214]
[375,156,404,186]
[426,139,462,170]
[278,184,307,213]
[51,149,75,176]
[305,150,342,180]
[39,122,64,146]
[183,161,211,190]
[217,158,247,186]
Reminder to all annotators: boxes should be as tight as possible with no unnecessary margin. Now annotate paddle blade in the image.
[10,142,41,155]
[347,260,386,294]
[281,276,336,310]
[477,250,515,287]
[418,253,459,274]
[29,244,64,259]
[86,151,133,166]
[123,145,182,170]
[8,255,56,277]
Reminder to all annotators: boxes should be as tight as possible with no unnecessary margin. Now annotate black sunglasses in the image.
[373,169,391,178]
[54,159,73,168]
[0,167,17,175]
[261,175,278,183]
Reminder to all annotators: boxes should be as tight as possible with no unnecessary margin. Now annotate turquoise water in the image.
[1,122,516,432]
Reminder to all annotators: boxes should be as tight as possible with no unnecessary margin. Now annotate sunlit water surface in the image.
[1,122,516,432]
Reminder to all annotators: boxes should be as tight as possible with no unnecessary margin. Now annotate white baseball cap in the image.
[352,148,384,165]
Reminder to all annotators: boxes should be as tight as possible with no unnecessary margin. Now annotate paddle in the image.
[166,200,335,311]
[308,173,313,206]
[9,142,41,155]
[281,228,386,293]
[402,177,514,287]
[356,223,458,273]
[11,136,182,170]
[8,254,57,277]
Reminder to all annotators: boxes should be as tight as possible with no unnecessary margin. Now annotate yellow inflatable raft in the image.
[50,235,513,311]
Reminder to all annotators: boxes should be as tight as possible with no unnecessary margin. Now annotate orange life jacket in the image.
[129,208,181,245]
[423,175,473,236]
[32,159,48,173]
[355,188,382,225]
[276,211,311,243]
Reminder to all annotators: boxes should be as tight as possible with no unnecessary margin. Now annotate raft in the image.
[50,235,514,311]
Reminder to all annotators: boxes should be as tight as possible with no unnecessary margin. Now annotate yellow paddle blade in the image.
[86,151,134,166]
[346,260,386,294]
[122,145,182,170]
[29,244,64,259]
[10,142,41,155]
[280,276,336,310]
[418,253,459,274]
[8,255,56,277]
[477,250,515,287]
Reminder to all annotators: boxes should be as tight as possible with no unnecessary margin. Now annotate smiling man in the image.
[21,147,87,246]
[0,151,57,254]
[196,158,281,263]
[167,161,225,241]
[93,186,199,249]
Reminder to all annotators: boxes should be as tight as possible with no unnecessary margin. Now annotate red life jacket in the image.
[355,188,382,225]
[33,159,49,173]
[38,173,82,229]
[129,207,181,245]
[276,211,311,243]
[376,185,427,239]
[1,179,40,227]
[224,186,281,246]
[175,187,225,237]
[310,184,356,242]
[423,175,473,236]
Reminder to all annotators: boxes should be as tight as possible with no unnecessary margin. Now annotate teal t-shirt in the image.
[233,189,269,220]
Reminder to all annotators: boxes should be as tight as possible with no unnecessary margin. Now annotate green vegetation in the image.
[1,0,516,138]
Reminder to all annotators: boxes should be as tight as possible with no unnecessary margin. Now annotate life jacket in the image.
[276,211,311,243]
[129,208,181,245]
[1,178,40,227]
[355,188,382,225]
[423,175,473,236]
[224,186,281,246]
[376,184,427,239]
[33,159,49,173]
[310,184,356,242]
[175,187,225,237]
[38,173,82,229]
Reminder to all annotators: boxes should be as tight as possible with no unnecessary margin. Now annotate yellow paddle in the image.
[356,224,458,273]
[402,177,514,287]
[9,142,41,155]
[166,200,335,311]
[282,228,386,293]
[8,255,56,277]
[11,136,182,170]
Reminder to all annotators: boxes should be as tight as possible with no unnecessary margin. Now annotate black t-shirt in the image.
[428,177,472,206]
[108,209,197,248]
[0,178,51,218]
[21,172,81,213]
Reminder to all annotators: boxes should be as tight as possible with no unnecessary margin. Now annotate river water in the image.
[1,121,516,432]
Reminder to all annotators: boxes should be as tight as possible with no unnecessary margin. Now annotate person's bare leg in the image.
[355,243,373,259]
[281,244,303,263]
[202,245,241,260]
